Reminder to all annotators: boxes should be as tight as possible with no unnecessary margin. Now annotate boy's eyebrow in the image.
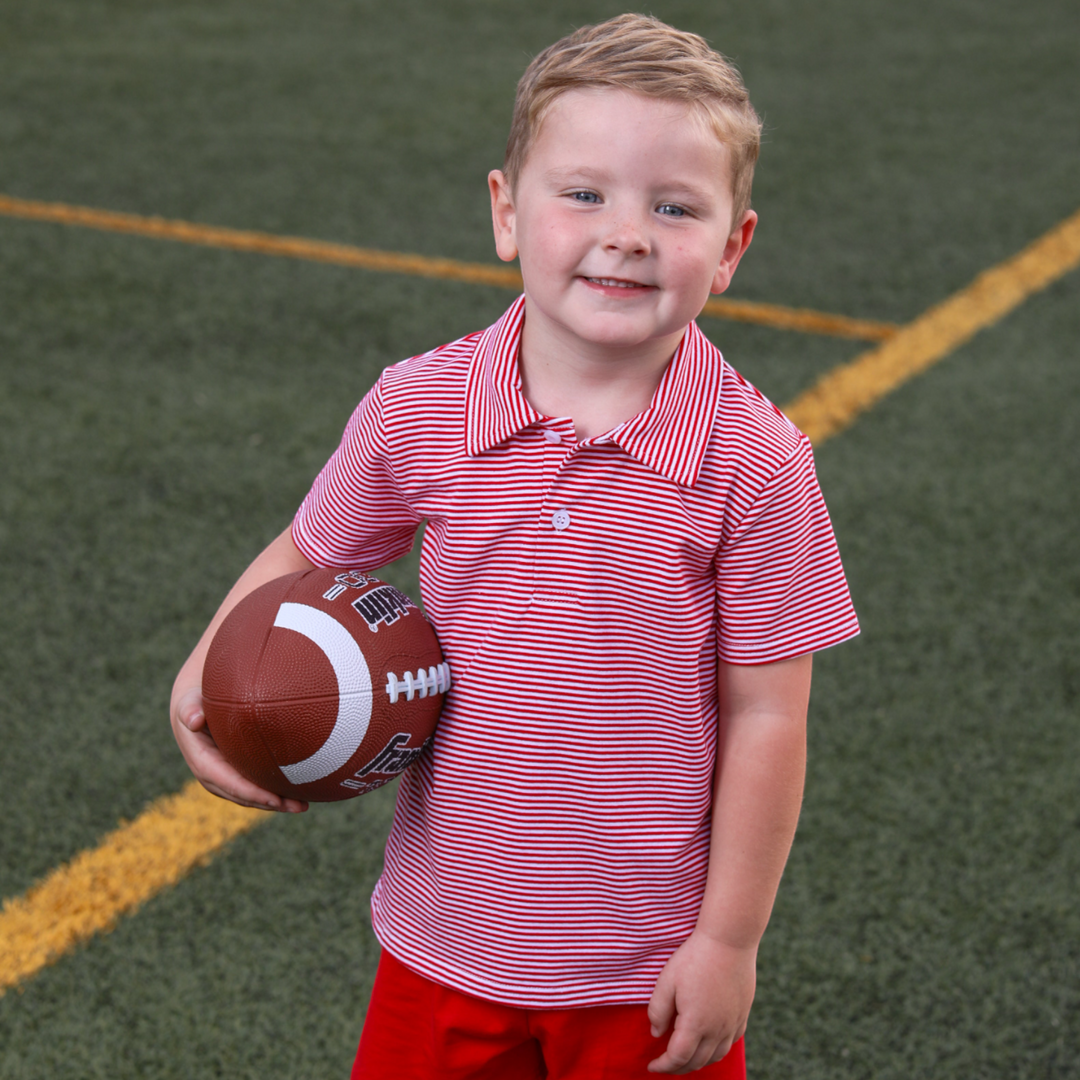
[541,165,612,185]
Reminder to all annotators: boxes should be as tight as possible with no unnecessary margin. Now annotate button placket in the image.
[538,422,576,541]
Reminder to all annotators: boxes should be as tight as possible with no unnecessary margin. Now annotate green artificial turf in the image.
[1,0,1078,1076]
[754,276,1080,1077]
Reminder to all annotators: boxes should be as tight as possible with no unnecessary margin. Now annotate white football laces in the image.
[385,662,452,703]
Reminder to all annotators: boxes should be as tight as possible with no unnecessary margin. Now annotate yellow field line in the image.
[701,297,896,340]
[786,206,1080,443]
[0,781,262,994]
[0,193,522,289]
[0,192,898,342]
[2,205,1078,996]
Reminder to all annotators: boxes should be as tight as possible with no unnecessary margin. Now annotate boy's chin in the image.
[568,313,689,350]
[524,294,692,354]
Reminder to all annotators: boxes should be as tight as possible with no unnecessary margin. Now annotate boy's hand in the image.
[171,683,308,814]
[646,931,756,1074]
[168,525,315,814]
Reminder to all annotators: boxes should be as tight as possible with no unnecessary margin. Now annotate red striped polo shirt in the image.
[292,295,858,1007]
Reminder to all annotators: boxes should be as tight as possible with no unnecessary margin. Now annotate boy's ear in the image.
[710,210,758,295]
[488,169,519,263]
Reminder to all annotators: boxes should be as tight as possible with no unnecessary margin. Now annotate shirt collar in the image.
[464,295,541,458]
[464,295,725,488]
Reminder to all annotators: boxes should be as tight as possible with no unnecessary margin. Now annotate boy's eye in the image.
[657,203,687,217]
[570,191,600,203]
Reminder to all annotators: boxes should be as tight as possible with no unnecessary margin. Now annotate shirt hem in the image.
[373,921,660,1010]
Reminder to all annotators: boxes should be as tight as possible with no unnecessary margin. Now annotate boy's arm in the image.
[647,653,811,1075]
[169,525,316,813]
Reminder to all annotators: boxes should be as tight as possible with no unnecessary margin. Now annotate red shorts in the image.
[351,949,746,1080]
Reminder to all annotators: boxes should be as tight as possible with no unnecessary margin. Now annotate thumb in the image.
[175,686,206,731]
[647,963,677,1038]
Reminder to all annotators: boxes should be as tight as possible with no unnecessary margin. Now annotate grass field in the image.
[1,1,1078,1076]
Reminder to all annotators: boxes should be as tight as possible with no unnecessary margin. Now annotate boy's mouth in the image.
[582,276,654,290]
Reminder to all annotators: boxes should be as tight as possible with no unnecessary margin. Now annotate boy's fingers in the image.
[647,970,676,1037]
[648,1031,729,1075]
[199,775,308,814]
[200,749,308,813]
[198,777,278,811]
[177,717,308,813]
[646,1026,699,1074]
[648,1004,738,1075]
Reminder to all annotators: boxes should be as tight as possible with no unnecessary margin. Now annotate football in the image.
[202,567,449,802]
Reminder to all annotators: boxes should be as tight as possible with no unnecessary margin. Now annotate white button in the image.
[543,429,561,444]
[551,509,571,531]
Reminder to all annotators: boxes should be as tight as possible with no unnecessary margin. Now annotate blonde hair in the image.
[504,14,762,227]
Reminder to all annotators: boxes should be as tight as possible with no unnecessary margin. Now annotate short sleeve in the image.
[715,436,859,664]
[292,376,422,570]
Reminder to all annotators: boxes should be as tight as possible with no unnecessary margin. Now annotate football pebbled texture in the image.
[202,568,449,802]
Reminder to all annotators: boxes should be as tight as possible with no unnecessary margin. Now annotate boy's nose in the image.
[602,213,650,257]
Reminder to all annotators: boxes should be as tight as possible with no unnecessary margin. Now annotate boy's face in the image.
[489,88,755,358]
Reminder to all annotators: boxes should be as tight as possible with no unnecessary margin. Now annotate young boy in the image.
[171,14,858,1078]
